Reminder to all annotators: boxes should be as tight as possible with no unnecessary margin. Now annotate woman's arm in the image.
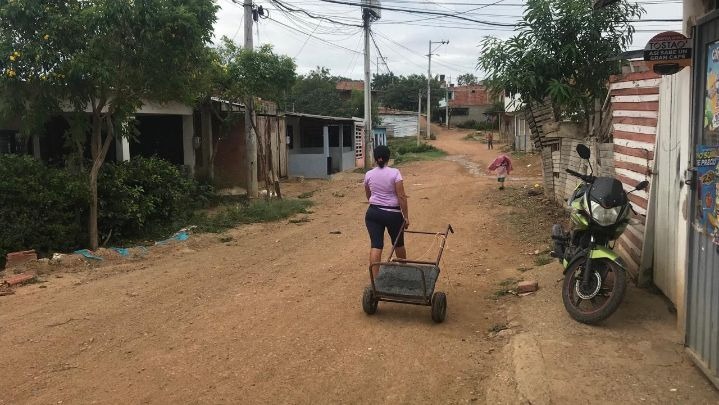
[365,183,371,200]
[395,180,409,228]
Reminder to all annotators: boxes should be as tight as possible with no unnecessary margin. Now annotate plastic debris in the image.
[111,248,130,257]
[74,249,103,261]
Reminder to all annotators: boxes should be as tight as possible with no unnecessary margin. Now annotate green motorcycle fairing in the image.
[561,245,626,272]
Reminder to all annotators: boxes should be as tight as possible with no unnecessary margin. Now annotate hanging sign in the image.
[644,31,692,75]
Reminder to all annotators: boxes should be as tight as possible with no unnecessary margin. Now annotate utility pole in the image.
[363,9,373,169]
[445,76,450,128]
[244,0,258,198]
[417,89,422,146]
[427,40,448,141]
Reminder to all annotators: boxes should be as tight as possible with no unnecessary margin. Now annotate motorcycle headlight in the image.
[590,201,622,226]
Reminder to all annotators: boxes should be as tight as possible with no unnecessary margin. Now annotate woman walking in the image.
[364,145,409,277]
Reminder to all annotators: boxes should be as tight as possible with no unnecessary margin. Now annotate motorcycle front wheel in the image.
[561,258,627,324]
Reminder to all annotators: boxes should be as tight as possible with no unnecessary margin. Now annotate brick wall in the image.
[449,85,494,107]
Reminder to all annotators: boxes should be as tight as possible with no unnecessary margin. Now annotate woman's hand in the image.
[403,218,410,229]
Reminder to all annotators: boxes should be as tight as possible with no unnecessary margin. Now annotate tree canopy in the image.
[457,73,479,86]
[372,73,443,113]
[478,0,643,121]
[213,37,297,106]
[0,0,218,249]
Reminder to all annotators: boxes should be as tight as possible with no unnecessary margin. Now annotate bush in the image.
[455,119,497,131]
[98,157,202,241]
[0,155,89,265]
[456,119,478,129]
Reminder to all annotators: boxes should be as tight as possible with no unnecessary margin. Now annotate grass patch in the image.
[488,323,508,333]
[388,137,446,165]
[534,254,553,267]
[297,190,315,199]
[499,277,518,287]
[219,236,234,243]
[289,216,311,224]
[195,199,313,233]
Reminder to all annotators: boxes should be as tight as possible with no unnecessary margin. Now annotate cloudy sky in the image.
[213,0,683,81]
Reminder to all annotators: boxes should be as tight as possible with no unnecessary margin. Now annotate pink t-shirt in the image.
[364,166,403,207]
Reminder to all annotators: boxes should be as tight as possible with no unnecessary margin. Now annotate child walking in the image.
[487,154,513,190]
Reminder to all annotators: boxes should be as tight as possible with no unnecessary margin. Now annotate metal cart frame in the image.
[362,223,454,322]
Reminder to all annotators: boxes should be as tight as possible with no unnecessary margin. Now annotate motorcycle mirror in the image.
[636,180,649,191]
[576,144,591,160]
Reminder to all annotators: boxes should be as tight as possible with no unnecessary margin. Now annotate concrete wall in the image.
[342,150,355,171]
[288,153,327,178]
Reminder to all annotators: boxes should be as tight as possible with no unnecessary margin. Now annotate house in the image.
[336,80,365,100]
[0,98,287,193]
[377,107,419,138]
[569,0,719,388]
[285,112,363,178]
[502,93,533,152]
[447,84,500,126]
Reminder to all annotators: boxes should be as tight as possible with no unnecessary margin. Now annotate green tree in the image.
[457,73,479,86]
[377,74,443,119]
[289,67,348,117]
[478,0,642,123]
[0,0,218,249]
[213,37,297,198]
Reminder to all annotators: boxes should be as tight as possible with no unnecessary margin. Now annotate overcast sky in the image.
[213,0,683,81]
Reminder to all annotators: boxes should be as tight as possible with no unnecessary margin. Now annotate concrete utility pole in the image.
[417,89,422,146]
[244,0,258,197]
[426,40,448,141]
[445,76,450,128]
[363,9,373,169]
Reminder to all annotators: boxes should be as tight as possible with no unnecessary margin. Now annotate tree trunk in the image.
[249,114,283,199]
[88,114,115,250]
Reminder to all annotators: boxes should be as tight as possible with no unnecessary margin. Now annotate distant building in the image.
[336,80,365,100]
[447,84,500,126]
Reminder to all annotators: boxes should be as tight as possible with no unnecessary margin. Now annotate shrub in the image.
[0,155,89,265]
[98,157,201,241]
[456,119,478,129]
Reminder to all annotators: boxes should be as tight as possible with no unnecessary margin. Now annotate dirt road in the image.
[0,128,537,404]
[0,128,716,404]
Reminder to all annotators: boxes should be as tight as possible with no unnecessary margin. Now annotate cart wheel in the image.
[431,292,447,323]
[362,286,378,315]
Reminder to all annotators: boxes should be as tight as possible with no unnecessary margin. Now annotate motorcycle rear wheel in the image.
[561,258,626,324]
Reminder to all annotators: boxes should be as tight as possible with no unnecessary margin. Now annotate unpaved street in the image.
[1,128,716,404]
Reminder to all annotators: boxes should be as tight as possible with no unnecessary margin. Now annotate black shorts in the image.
[365,205,405,249]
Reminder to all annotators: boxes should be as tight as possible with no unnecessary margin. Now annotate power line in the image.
[316,0,517,27]
[266,16,364,55]
[369,30,392,74]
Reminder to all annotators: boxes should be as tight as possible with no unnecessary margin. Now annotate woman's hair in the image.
[373,145,391,168]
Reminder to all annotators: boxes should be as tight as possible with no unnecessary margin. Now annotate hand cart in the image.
[362,223,454,323]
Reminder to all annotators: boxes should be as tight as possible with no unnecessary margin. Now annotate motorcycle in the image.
[551,144,649,324]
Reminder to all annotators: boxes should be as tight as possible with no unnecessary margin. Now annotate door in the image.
[687,10,719,388]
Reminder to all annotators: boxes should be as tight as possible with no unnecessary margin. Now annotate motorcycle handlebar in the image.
[565,168,595,183]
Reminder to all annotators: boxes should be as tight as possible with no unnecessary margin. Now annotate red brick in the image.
[517,280,539,293]
[613,130,657,144]
[613,144,655,161]
[3,273,36,287]
[5,250,37,268]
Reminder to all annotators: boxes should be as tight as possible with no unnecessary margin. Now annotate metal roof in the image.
[285,112,360,122]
